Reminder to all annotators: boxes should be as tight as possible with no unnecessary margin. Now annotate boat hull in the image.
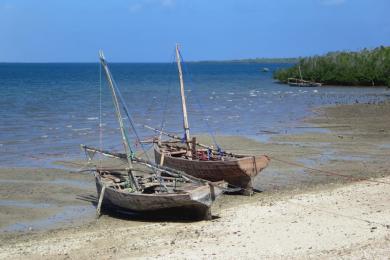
[95,176,217,219]
[154,145,269,193]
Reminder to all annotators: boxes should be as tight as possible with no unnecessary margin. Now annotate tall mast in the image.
[175,44,191,153]
[99,50,139,191]
[298,65,303,81]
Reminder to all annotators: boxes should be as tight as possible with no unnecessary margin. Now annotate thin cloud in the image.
[319,0,346,6]
[0,3,15,11]
[128,0,175,13]
[161,0,175,7]
[129,3,143,13]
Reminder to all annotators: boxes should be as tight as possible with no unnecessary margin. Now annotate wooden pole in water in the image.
[99,50,139,191]
[175,44,192,156]
[298,65,303,81]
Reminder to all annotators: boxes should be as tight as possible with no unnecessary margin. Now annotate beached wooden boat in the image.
[150,45,270,195]
[288,65,322,87]
[83,145,224,220]
[81,51,224,220]
[95,169,220,212]
[288,77,322,87]
[154,142,269,193]
[92,160,222,219]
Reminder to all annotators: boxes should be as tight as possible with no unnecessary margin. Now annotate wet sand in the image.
[0,168,96,232]
[1,101,390,258]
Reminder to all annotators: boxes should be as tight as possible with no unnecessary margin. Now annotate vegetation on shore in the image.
[273,46,390,86]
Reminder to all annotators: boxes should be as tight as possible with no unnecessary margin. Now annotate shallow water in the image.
[0,178,91,189]
[1,62,389,167]
[0,205,95,232]
[0,200,52,209]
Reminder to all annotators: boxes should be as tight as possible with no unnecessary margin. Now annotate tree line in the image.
[274,46,390,86]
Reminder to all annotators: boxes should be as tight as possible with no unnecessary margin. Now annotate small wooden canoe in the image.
[94,169,222,220]
[154,143,270,194]
[288,77,322,87]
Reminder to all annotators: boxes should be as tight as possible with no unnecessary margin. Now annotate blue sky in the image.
[0,0,389,62]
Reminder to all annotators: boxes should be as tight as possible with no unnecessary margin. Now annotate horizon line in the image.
[0,58,300,64]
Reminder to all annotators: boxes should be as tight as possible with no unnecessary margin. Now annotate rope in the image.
[135,143,154,158]
[143,56,175,133]
[99,61,103,169]
[289,200,390,228]
[159,50,177,137]
[107,68,158,175]
[269,156,390,185]
[179,49,222,153]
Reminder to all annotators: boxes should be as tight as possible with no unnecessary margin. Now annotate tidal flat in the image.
[1,101,390,258]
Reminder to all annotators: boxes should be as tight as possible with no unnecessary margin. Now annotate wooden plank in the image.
[96,185,106,218]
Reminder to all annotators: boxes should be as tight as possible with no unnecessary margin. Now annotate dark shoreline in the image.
[276,81,390,88]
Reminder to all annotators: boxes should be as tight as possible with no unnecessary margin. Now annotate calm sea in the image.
[0,62,389,167]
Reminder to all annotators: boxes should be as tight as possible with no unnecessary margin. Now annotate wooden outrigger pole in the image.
[175,44,192,156]
[98,50,140,191]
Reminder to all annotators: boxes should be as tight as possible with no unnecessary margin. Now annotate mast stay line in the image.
[99,50,140,191]
[144,124,236,157]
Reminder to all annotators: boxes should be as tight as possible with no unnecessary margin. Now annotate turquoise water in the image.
[1,62,389,167]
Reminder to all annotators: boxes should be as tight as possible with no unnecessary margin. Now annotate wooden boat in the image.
[288,65,322,87]
[81,51,224,220]
[86,147,223,220]
[154,142,269,193]
[95,171,220,212]
[288,77,322,87]
[151,44,270,195]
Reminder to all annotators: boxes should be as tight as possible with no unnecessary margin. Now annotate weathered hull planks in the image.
[95,177,215,219]
[154,144,269,190]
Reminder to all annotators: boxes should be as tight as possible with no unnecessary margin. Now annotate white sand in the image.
[1,177,389,259]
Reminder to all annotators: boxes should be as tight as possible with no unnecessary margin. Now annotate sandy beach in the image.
[2,0,389,258]
[1,101,390,259]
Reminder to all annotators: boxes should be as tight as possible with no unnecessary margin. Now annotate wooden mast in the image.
[298,65,303,82]
[175,44,192,155]
[99,50,139,191]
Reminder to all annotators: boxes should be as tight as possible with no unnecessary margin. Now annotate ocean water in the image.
[1,62,389,167]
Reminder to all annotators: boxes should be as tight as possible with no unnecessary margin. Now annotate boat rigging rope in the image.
[107,70,158,176]
[288,200,390,228]
[99,62,103,169]
[179,50,223,154]
[158,50,177,137]
[135,143,154,158]
[269,156,390,185]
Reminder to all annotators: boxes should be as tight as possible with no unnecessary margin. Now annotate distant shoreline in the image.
[0,58,299,64]
[275,81,390,88]
[190,58,299,64]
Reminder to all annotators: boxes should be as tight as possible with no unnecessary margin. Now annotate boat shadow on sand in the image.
[76,194,221,222]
